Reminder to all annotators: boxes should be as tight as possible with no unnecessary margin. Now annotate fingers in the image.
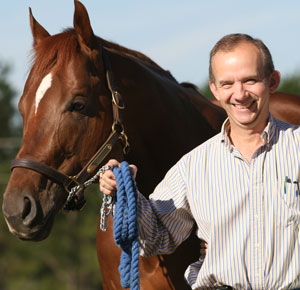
[129,164,138,179]
[99,159,138,195]
[100,169,117,195]
[106,159,121,168]
[99,159,119,195]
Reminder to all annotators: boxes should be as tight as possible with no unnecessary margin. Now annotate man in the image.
[100,34,300,289]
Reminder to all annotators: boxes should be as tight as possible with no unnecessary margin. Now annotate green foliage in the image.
[0,63,20,162]
[278,71,300,95]
[0,63,16,138]
[198,79,214,100]
[0,60,103,289]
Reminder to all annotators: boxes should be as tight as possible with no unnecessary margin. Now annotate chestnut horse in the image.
[2,1,300,289]
[2,2,225,289]
[269,91,300,124]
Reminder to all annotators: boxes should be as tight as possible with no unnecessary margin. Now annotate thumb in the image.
[129,165,138,179]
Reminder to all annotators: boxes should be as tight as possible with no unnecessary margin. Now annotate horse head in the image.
[2,1,123,241]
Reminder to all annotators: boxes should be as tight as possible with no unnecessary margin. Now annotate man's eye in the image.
[221,83,232,89]
[245,79,256,84]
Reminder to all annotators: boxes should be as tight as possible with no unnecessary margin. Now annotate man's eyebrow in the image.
[242,75,260,80]
[218,80,232,86]
[217,74,262,85]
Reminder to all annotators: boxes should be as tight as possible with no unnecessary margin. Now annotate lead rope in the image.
[99,161,140,290]
[113,161,140,290]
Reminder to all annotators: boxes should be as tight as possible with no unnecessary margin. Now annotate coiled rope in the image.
[113,161,140,290]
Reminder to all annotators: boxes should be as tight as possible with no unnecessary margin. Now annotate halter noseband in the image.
[11,47,130,211]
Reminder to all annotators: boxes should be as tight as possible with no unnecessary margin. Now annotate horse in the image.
[2,1,226,289]
[2,1,300,289]
[269,91,300,124]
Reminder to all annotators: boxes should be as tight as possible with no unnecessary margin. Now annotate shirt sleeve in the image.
[137,159,194,257]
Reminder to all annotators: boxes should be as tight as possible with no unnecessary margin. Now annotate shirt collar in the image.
[262,113,276,145]
[220,118,232,149]
[220,113,277,148]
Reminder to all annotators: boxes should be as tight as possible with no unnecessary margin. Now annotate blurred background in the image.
[1,1,300,289]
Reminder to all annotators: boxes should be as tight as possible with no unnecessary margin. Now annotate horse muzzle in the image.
[2,186,55,241]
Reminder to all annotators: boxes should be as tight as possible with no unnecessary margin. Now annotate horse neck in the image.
[107,50,221,194]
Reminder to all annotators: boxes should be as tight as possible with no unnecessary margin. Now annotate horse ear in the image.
[29,8,50,46]
[73,0,97,52]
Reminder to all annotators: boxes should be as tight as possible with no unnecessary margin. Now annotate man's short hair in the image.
[209,33,275,83]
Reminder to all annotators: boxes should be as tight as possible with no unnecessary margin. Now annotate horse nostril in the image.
[22,197,31,220]
[22,196,37,226]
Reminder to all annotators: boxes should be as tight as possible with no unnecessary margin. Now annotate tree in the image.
[278,71,300,94]
[0,63,20,163]
[0,63,17,137]
[198,79,214,100]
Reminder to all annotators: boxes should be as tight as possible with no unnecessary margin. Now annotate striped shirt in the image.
[137,114,300,289]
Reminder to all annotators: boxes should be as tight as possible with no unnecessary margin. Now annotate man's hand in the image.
[99,159,137,195]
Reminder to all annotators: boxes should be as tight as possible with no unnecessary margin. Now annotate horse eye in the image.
[68,102,86,112]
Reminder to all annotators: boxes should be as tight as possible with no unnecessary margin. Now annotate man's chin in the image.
[231,113,268,130]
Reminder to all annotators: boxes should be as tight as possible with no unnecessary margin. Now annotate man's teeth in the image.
[234,101,254,109]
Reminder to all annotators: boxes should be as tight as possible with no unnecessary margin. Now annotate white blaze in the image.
[35,73,52,114]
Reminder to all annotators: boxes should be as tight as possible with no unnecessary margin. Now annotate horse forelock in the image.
[30,29,80,76]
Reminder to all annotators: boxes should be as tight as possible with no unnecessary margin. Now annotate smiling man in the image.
[209,34,280,162]
[100,34,300,289]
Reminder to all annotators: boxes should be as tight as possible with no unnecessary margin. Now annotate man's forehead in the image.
[213,41,260,59]
[212,50,265,83]
[212,43,263,70]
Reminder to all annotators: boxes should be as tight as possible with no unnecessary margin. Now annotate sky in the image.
[1,1,300,98]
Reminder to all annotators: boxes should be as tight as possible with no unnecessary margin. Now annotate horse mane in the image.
[100,38,177,81]
[181,82,199,91]
[30,28,177,82]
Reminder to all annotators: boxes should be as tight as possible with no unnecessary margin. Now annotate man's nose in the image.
[233,82,246,99]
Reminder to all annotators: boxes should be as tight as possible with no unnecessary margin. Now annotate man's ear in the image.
[269,70,281,94]
[209,81,220,101]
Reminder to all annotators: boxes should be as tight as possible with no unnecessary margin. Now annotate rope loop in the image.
[113,161,139,290]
